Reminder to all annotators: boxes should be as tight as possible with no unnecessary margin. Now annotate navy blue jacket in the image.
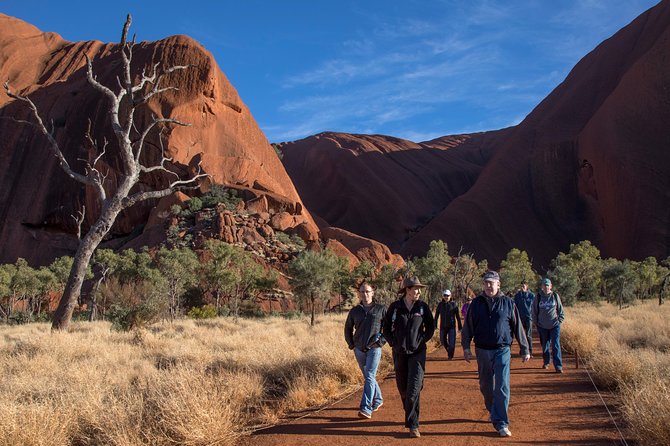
[383,299,435,355]
[514,290,535,321]
[461,291,529,355]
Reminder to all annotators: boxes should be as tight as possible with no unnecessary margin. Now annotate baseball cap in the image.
[483,271,500,282]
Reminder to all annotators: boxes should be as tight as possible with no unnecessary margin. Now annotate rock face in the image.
[282,2,670,267]
[0,14,315,265]
[279,131,508,251]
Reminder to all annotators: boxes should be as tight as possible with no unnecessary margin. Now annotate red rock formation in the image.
[0,14,316,265]
[279,131,507,251]
[281,2,670,267]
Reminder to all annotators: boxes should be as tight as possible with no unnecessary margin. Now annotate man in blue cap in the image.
[514,280,535,357]
[462,270,529,437]
[533,277,565,373]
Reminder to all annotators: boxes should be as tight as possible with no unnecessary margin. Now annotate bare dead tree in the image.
[3,14,208,330]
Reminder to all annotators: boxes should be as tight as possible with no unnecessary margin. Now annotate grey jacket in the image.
[533,291,565,329]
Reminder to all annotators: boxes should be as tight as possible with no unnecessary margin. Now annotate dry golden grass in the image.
[0,313,390,446]
[563,301,670,445]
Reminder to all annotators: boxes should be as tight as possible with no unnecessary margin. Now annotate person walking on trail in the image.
[382,277,435,438]
[434,289,462,360]
[533,277,565,373]
[514,280,535,357]
[461,295,472,320]
[461,270,530,438]
[344,282,387,419]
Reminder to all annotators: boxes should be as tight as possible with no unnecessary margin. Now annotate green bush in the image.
[187,304,218,319]
[187,197,203,213]
[107,298,166,331]
[8,312,33,325]
[201,184,242,210]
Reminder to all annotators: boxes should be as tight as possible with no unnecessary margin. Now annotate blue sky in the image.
[2,1,660,143]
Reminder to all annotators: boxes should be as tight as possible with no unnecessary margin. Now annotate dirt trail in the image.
[241,341,630,446]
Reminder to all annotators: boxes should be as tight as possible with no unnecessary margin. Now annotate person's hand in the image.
[464,349,472,363]
[522,354,531,363]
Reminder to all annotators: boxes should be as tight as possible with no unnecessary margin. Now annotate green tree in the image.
[202,240,244,315]
[452,252,487,303]
[9,259,41,320]
[499,248,537,295]
[549,240,603,302]
[370,264,400,307]
[415,240,452,307]
[0,263,16,321]
[602,260,637,309]
[547,264,580,306]
[288,249,340,326]
[154,247,200,321]
[633,257,659,300]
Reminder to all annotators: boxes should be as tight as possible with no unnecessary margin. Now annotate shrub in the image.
[187,305,218,320]
[187,197,203,213]
[201,184,241,210]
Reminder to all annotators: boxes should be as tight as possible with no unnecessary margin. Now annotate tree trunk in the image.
[310,293,315,327]
[52,197,126,331]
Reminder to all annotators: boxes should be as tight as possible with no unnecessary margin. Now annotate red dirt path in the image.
[240,341,631,446]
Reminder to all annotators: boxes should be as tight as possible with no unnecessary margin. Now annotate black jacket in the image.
[461,291,529,355]
[344,303,387,351]
[435,300,462,330]
[382,298,435,355]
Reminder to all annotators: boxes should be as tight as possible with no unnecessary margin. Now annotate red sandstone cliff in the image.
[282,1,670,267]
[0,14,317,265]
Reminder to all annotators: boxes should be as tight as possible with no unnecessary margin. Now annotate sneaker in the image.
[358,410,372,419]
[372,402,383,411]
[409,428,421,438]
[498,427,512,437]
[556,368,563,374]
[542,363,550,369]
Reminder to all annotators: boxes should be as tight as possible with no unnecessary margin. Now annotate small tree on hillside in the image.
[3,15,207,330]
[289,249,340,326]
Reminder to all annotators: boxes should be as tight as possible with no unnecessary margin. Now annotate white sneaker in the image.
[498,427,512,437]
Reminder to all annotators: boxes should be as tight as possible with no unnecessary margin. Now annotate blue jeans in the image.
[475,346,511,430]
[354,347,383,415]
[520,317,533,355]
[538,325,562,370]
[440,327,457,358]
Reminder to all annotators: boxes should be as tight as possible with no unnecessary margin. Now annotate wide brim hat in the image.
[399,277,427,294]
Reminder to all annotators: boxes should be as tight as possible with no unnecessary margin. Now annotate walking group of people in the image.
[344,270,565,438]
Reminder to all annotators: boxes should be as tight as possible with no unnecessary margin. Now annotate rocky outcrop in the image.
[282,2,670,267]
[0,14,316,265]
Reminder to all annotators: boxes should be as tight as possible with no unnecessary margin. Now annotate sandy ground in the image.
[240,339,631,446]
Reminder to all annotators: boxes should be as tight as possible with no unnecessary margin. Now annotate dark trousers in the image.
[393,349,426,429]
[440,327,457,358]
[520,317,533,355]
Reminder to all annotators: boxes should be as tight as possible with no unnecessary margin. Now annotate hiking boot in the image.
[372,402,383,411]
[409,428,421,438]
[498,427,512,437]
[358,410,372,419]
